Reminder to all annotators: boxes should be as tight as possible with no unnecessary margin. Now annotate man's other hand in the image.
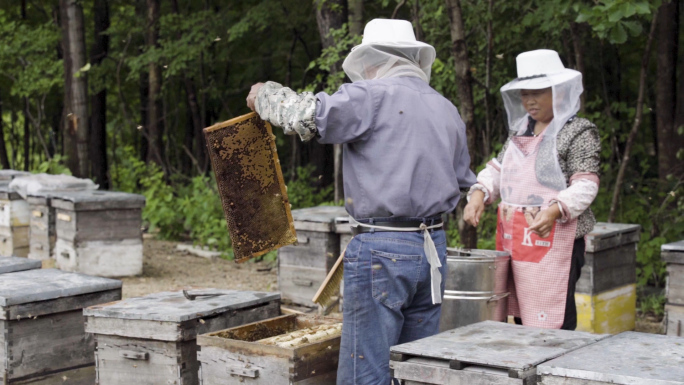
[246,83,265,111]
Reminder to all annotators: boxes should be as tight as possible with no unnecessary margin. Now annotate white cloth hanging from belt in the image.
[349,217,444,304]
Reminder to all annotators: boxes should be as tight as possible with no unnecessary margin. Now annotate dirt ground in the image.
[123,237,664,334]
[120,238,278,299]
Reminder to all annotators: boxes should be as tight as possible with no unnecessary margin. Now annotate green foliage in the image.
[286,165,334,209]
[575,0,658,44]
[638,292,666,318]
[111,146,232,258]
[32,155,72,176]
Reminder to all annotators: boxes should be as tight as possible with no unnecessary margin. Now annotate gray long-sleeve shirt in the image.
[314,77,476,219]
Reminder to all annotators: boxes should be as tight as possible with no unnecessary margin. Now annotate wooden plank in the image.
[86,301,279,342]
[54,238,143,277]
[11,365,95,385]
[277,231,340,270]
[666,264,684,305]
[278,265,328,307]
[198,345,291,385]
[536,332,684,385]
[0,226,30,257]
[95,335,193,385]
[49,191,145,212]
[662,250,684,264]
[84,290,280,322]
[390,321,609,372]
[390,359,524,385]
[0,199,30,228]
[2,289,121,320]
[55,208,142,243]
[665,303,684,337]
[575,284,636,334]
[290,206,348,225]
[584,223,640,253]
[0,256,40,274]
[0,269,122,307]
[576,262,636,295]
[2,310,95,381]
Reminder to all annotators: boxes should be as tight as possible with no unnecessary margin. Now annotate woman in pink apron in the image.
[464,49,601,330]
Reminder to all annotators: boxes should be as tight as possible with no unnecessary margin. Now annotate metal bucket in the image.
[439,248,511,331]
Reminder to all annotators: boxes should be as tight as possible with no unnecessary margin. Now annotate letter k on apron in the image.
[496,132,577,329]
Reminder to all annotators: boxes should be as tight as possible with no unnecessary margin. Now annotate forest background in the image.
[0,0,682,315]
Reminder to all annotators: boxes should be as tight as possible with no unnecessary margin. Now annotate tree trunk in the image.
[90,0,110,188]
[348,0,364,36]
[171,0,205,175]
[569,22,586,114]
[60,0,89,178]
[656,0,681,180]
[445,0,477,248]
[314,0,347,201]
[0,95,10,169]
[609,8,659,222]
[145,0,164,168]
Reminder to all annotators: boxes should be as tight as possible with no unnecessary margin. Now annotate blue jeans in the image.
[337,229,447,385]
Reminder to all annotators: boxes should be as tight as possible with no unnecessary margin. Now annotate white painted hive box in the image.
[26,195,55,262]
[0,269,122,384]
[84,289,281,385]
[197,314,342,384]
[277,206,347,307]
[51,190,146,277]
[389,321,610,385]
[537,331,684,385]
[662,240,684,336]
[0,186,30,258]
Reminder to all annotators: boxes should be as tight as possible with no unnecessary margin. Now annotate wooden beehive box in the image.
[26,195,55,263]
[84,290,281,385]
[0,255,40,274]
[51,190,145,277]
[0,170,30,183]
[575,222,640,334]
[277,206,348,307]
[0,269,122,384]
[0,185,30,258]
[389,321,609,385]
[537,331,684,385]
[662,240,684,336]
[197,314,342,384]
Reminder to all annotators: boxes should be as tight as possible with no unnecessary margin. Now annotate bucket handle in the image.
[442,292,509,301]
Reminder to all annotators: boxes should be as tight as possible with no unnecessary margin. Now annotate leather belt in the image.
[351,219,443,235]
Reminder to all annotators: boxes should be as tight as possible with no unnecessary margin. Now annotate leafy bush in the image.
[286,164,334,209]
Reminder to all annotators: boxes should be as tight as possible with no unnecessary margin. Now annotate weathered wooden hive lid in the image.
[390,321,610,376]
[49,190,146,211]
[84,289,280,323]
[291,206,348,232]
[662,240,684,264]
[537,331,684,384]
[0,170,30,181]
[0,183,22,200]
[0,268,122,307]
[585,222,641,253]
[0,256,41,274]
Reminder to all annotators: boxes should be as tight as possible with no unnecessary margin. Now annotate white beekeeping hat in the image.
[342,19,436,83]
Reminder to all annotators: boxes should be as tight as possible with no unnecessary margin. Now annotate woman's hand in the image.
[464,190,486,227]
[246,83,265,111]
[527,204,562,238]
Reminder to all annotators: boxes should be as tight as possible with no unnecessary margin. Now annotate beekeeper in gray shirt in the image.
[247,18,476,385]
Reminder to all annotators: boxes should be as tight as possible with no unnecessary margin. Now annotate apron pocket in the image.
[370,249,421,309]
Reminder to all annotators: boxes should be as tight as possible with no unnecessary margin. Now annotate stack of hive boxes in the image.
[575,222,641,334]
[52,190,146,277]
[0,269,122,384]
[662,240,684,336]
[84,290,280,385]
[277,206,350,310]
[0,184,30,257]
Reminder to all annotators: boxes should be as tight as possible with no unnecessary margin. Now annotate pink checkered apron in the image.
[496,133,577,329]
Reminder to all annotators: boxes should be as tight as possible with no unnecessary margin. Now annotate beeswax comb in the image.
[204,112,297,263]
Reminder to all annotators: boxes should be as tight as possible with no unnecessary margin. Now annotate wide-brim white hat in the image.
[349,19,435,63]
[501,49,581,91]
